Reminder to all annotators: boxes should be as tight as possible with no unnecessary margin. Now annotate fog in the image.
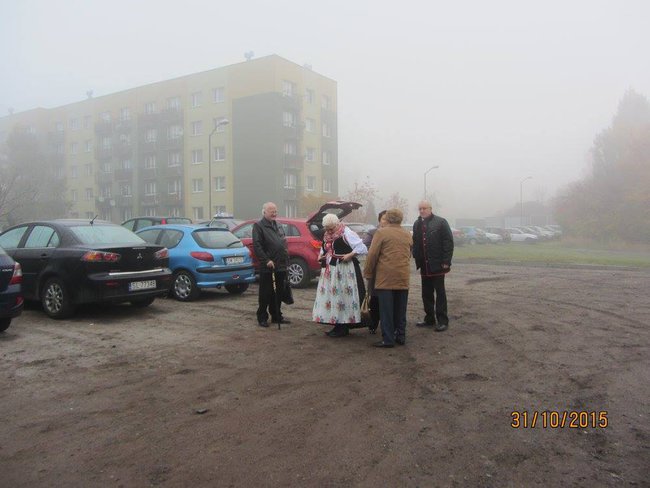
[2,0,649,223]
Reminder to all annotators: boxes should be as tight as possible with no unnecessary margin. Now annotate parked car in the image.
[479,228,503,244]
[344,222,376,241]
[519,226,554,241]
[0,219,172,319]
[485,227,512,243]
[459,226,488,245]
[541,225,563,239]
[203,214,245,231]
[506,228,539,243]
[136,224,255,301]
[121,216,192,232]
[451,227,466,246]
[0,245,23,332]
[231,201,362,288]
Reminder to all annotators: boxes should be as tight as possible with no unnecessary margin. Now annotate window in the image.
[144,155,156,169]
[323,178,332,193]
[145,181,157,196]
[284,203,297,218]
[55,167,64,179]
[145,129,157,143]
[121,158,132,170]
[213,146,225,161]
[25,226,58,248]
[322,122,331,138]
[215,205,226,215]
[233,223,254,239]
[85,211,94,219]
[119,133,131,145]
[101,162,112,173]
[305,118,314,133]
[284,172,296,189]
[168,124,183,139]
[191,121,203,136]
[85,140,92,152]
[322,150,331,165]
[168,151,182,167]
[213,117,228,132]
[143,207,156,217]
[214,176,226,191]
[306,88,314,104]
[101,136,111,149]
[100,184,112,198]
[168,180,181,194]
[282,80,295,97]
[284,141,297,155]
[191,91,202,108]
[69,118,79,130]
[322,95,331,110]
[83,115,92,129]
[191,149,203,164]
[0,226,29,248]
[120,183,132,196]
[70,142,78,154]
[55,121,64,132]
[168,207,182,218]
[71,189,78,202]
[144,102,156,114]
[120,107,130,121]
[85,188,94,200]
[56,142,64,154]
[192,178,203,193]
[84,164,92,176]
[167,96,181,111]
[212,87,225,103]
[70,166,78,178]
[100,111,111,122]
[305,147,315,162]
[283,111,295,128]
[122,208,133,221]
[306,176,315,191]
[192,207,204,220]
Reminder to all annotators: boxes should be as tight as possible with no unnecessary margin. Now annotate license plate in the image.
[128,280,156,291]
[226,256,244,265]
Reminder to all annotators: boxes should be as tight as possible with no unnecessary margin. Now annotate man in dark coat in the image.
[412,200,454,332]
[252,202,290,327]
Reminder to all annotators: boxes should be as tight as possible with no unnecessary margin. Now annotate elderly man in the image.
[252,202,290,327]
[412,200,454,332]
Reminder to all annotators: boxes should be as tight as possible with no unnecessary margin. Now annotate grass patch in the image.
[454,241,650,267]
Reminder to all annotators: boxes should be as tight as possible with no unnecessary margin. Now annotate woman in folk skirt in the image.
[312,213,368,337]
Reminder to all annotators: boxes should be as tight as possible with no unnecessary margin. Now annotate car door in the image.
[12,225,60,298]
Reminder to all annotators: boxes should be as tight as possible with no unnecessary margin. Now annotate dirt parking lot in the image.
[1,262,648,487]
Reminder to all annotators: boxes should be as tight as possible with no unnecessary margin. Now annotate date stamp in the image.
[511,410,608,429]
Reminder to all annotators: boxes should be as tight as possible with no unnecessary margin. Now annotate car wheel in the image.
[131,297,155,308]
[0,318,10,333]
[287,258,309,288]
[225,283,249,294]
[41,277,75,319]
[172,270,200,301]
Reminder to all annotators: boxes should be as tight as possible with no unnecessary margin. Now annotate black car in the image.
[0,246,23,332]
[0,220,172,319]
[121,216,192,232]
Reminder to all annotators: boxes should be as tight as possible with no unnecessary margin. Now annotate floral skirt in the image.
[312,261,361,325]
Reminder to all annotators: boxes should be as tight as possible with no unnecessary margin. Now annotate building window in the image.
[168,180,181,195]
[168,124,183,139]
[85,211,94,219]
[191,149,203,164]
[85,188,94,201]
[83,116,92,129]
[69,118,79,130]
[101,136,111,150]
[214,176,226,191]
[322,150,331,165]
[285,202,297,218]
[213,117,228,132]
[192,178,203,193]
[305,118,314,133]
[54,167,64,179]
[282,80,295,97]
[85,164,92,176]
[100,111,111,122]
[55,121,64,132]
[145,129,157,143]
[322,95,331,110]
[120,107,130,121]
[284,173,297,189]
[168,151,182,167]
[213,87,225,103]
[191,91,202,108]
[101,162,112,173]
[322,123,331,138]
[306,176,315,191]
[70,142,78,154]
[192,207,204,220]
[119,133,131,145]
[71,189,78,202]
[305,147,315,162]
[121,159,132,170]
[306,89,314,104]
[168,207,182,217]
[191,121,203,136]
[56,142,65,154]
[144,155,156,169]
[214,205,226,215]
[144,102,156,114]
[283,111,295,128]
[323,178,332,193]
[70,166,78,178]
[120,184,132,197]
[284,141,297,155]
[122,208,132,221]
[85,140,92,152]
[100,184,112,198]
[167,96,181,111]
[213,146,226,161]
[145,182,157,196]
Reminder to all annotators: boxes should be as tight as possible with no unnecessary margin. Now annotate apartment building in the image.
[0,55,338,222]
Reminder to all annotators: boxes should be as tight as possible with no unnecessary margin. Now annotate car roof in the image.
[6,219,115,227]
[137,223,231,232]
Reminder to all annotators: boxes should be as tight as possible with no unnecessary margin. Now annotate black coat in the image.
[412,214,454,275]
[252,218,289,273]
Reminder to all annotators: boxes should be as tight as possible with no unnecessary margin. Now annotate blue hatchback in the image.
[136,224,255,301]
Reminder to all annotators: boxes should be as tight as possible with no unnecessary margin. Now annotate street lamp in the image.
[208,118,230,216]
[423,165,439,200]
[520,176,532,226]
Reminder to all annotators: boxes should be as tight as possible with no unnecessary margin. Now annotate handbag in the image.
[360,293,372,327]
[281,279,294,305]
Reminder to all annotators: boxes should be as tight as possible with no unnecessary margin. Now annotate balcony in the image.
[159,136,183,150]
[160,107,184,123]
[95,196,114,208]
[97,171,113,184]
[47,131,65,143]
[282,185,304,200]
[139,167,157,180]
[140,194,160,206]
[94,120,113,135]
[139,140,158,153]
[114,168,134,181]
[116,195,133,207]
[96,146,113,160]
[284,154,304,169]
[158,192,184,206]
[114,119,133,134]
[114,142,133,158]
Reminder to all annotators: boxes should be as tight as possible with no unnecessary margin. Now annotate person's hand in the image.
[441,263,450,270]
[342,253,353,262]
[267,260,275,269]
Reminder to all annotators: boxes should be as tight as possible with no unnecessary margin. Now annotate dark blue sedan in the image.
[136,225,255,301]
[0,245,24,332]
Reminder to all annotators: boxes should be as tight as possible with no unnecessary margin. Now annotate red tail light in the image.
[81,251,121,262]
[310,240,322,249]
[10,263,22,285]
[191,251,214,262]
[155,248,169,259]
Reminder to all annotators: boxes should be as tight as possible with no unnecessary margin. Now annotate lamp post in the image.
[520,176,532,226]
[423,165,439,200]
[208,118,230,216]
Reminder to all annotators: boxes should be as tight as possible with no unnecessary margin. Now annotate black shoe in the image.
[326,325,349,337]
[280,318,291,324]
[258,321,269,328]
[416,322,434,328]
[395,338,406,345]
[435,323,448,332]
[373,341,394,348]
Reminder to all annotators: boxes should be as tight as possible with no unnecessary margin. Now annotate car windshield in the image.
[192,229,243,249]
[70,225,146,245]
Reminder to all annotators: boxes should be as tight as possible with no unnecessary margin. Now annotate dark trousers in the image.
[257,271,286,323]
[421,275,448,326]
[369,295,380,331]
[376,289,409,345]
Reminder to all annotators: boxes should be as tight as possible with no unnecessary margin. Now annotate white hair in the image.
[322,213,340,228]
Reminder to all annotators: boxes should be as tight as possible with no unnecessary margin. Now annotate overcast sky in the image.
[2,0,648,223]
